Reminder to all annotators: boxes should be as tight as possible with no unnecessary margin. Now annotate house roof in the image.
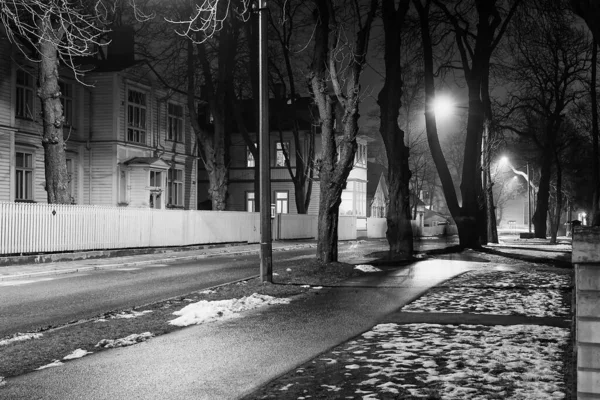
[236,97,317,132]
[424,208,453,223]
[123,157,171,169]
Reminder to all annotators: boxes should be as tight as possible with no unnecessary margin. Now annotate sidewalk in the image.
[1,259,478,400]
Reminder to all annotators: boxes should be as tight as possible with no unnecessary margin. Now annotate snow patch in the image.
[36,360,64,370]
[355,264,382,273]
[95,332,154,349]
[63,348,93,360]
[169,293,292,327]
[0,332,42,346]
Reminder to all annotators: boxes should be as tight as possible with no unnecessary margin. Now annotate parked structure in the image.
[0,34,198,209]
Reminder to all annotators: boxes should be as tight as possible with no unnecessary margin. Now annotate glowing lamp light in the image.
[432,96,454,118]
[499,156,508,165]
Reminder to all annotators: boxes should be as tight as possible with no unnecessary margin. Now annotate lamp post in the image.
[500,156,533,234]
[257,0,272,283]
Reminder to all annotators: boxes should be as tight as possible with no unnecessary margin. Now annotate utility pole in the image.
[527,162,532,234]
[258,0,272,282]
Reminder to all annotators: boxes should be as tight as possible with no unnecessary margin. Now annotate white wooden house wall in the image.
[0,38,197,210]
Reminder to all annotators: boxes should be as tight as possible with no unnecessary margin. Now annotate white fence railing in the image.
[0,203,457,255]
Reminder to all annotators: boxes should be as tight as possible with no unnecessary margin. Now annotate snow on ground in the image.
[95,332,154,349]
[402,270,571,318]
[345,323,568,399]
[63,348,93,360]
[442,270,571,289]
[355,265,382,273]
[36,360,64,370]
[403,287,569,317]
[0,376,5,387]
[169,293,292,327]
[0,332,42,347]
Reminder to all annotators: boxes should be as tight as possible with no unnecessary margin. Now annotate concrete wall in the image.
[573,226,600,399]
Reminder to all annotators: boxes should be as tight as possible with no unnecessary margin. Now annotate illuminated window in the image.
[246,191,255,212]
[276,141,289,167]
[275,191,288,214]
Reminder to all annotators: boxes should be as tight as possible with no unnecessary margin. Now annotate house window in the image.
[149,170,163,209]
[167,103,184,142]
[247,145,256,167]
[16,69,34,119]
[15,150,34,201]
[66,158,74,203]
[275,191,288,214]
[149,170,162,187]
[276,141,289,167]
[127,89,147,144]
[246,191,255,212]
[355,143,367,166]
[168,168,184,206]
[59,81,73,126]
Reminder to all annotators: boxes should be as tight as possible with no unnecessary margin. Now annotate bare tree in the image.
[500,2,590,237]
[378,0,413,259]
[309,0,377,262]
[415,0,521,248]
[269,0,316,214]
[0,1,111,203]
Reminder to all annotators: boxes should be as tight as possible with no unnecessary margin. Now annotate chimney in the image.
[108,26,135,65]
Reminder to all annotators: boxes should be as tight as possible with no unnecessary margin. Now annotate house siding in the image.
[0,130,13,201]
[0,39,12,127]
[89,143,116,205]
[87,74,116,141]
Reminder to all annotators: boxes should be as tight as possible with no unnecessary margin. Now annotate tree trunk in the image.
[533,121,558,238]
[592,39,600,225]
[550,161,562,244]
[316,192,340,262]
[38,24,70,204]
[378,0,412,260]
[186,37,229,211]
[311,0,376,262]
[486,165,498,243]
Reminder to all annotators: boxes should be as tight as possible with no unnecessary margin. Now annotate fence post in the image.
[573,226,600,398]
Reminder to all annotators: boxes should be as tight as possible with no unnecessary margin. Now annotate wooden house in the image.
[197,96,369,228]
[0,36,198,209]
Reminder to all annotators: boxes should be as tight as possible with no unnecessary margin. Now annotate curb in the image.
[0,244,318,282]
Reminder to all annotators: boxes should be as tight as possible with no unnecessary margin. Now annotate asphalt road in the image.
[0,243,387,338]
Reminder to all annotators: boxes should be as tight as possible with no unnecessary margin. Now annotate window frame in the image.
[16,69,34,120]
[15,149,35,201]
[167,102,184,142]
[59,81,74,127]
[275,141,290,167]
[127,89,147,144]
[168,168,184,207]
[274,190,289,214]
[66,158,74,203]
[246,143,257,168]
[245,191,255,212]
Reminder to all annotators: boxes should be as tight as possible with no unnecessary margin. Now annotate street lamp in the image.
[499,156,533,234]
[431,95,455,119]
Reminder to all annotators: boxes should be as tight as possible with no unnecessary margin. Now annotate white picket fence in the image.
[0,203,360,255]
